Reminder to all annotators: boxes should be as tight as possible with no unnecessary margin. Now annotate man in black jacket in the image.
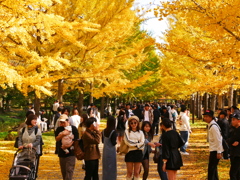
[217,111,229,159]
[161,106,169,119]
[227,112,240,180]
[152,104,161,135]
[133,104,143,122]
[125,104,131,119]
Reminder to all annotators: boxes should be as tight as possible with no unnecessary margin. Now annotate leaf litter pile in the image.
[0,120,230,179]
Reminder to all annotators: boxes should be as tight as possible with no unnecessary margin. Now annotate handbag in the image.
[153,146,161,163]
[119,140,129,154]
[73,139,85,160]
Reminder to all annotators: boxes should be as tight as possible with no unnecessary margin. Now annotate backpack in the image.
[14,127,44,155]
[209,123,229,151]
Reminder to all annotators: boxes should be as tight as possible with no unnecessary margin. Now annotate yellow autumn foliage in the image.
[153,0,240,98]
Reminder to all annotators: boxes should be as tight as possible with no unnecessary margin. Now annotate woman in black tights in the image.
[141,121,156,180]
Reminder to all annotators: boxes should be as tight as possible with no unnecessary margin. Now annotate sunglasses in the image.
[130,122,137,125]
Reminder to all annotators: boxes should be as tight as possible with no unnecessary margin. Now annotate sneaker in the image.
[180,151,189,155]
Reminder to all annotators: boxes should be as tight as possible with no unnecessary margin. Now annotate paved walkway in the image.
[0,121,230,179]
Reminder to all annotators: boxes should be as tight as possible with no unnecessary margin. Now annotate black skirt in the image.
[125,150,143,162]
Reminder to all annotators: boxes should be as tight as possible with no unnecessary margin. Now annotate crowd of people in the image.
[15,100,240,180]
[51,101,191,180]
[203,106,240,180]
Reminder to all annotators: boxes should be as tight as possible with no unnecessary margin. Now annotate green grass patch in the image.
[0,111,25,132]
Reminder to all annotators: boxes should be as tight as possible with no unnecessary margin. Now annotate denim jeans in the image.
[180,131,189,152]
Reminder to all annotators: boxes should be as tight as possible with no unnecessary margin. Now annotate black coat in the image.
[133,108,143,121]
[153,109,161,123]
[227,126,240,157]
[162,130,184,170]
[217,118,229,139]
[161,111,169,119]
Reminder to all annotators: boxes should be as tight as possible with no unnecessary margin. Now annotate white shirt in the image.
[69,115,81,128]
[52,103,59,111]
[124,129,145,152]
[208,120,224,153]
[144,111,149,121]
[179,113,191,132]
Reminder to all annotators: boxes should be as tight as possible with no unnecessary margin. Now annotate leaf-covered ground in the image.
[0,120,230,180]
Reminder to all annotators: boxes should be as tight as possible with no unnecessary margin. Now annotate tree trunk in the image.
[228,85,234,108]
[58,79,64,102]
[89,82,94,104]
[196,92,199,119]
[198,94,203,119]
[191,94,195,124]
[217,95,223,109]
[106,96,110,106]
[222,94,225,108]
[208,94,211,110]
[34,94,41,117]
[233,90,238,106]
[204,93,209,112]
[0,97,5,113]
[5,98,10,111]
[210,94,216,112]
[100,96,105,118]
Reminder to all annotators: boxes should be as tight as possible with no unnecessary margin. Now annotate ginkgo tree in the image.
[0,0,99,98]
[49,0,156,102]
[152,0,240,99]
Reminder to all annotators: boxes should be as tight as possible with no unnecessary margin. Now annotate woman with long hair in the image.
[102,116,117,180]
[124,116,145,180]
[161,118,185,180]
[18,114,42,153]
[17,114,42,175]
[141,121,156,180]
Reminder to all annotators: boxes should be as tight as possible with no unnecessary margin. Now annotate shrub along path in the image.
[0,119,230,180]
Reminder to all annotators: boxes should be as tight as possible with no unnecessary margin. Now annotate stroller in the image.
[9,148,40,180]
